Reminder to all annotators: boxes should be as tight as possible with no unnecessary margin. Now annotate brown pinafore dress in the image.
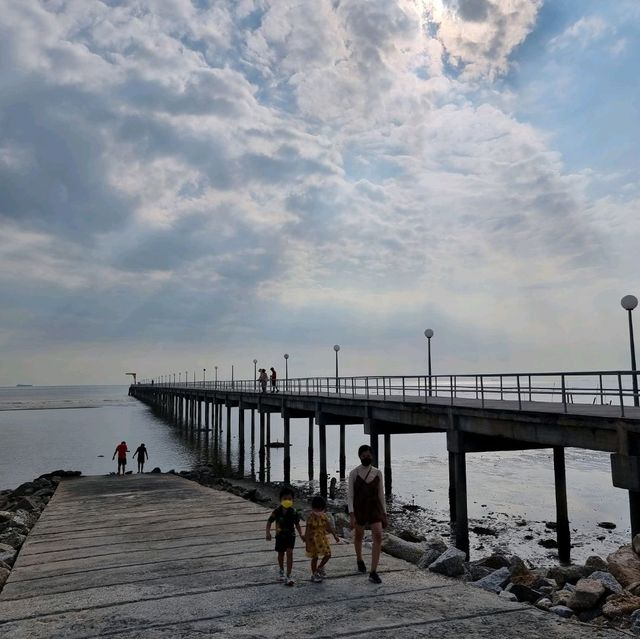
[353,468,384,527]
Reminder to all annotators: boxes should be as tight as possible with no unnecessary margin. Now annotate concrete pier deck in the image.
[0,475,623,638]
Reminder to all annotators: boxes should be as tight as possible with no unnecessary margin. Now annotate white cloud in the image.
[549,15,613,51]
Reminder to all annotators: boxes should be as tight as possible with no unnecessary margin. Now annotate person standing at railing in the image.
[270,367,279,393]
[348,444,387,584]
[258,369,268,393]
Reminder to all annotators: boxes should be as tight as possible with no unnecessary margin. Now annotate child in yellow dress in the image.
[305,495,340,582]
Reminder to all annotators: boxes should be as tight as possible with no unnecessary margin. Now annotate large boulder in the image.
[0,543,17,566]
[567,578,606,611]
[508,583,544,604]
[549,605,573,618]
[15,496,42,513]
[472,567,511,593]
[633,534,640,557]
[602,592,640,618]
[585,555,608,572]
[551,589,573,607]
[0,530,26,550]
[428,547,466,577]
[587,571,623,595]
[547,564,590,588]
[607,545,640,588]
[417,536,447,569]
[0,512,13,524]
[473,553,510,570]
[12,482,36,498]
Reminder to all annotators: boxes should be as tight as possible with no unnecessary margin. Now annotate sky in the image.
[0,0,638,385]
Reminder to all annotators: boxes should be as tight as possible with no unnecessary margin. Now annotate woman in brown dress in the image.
[347,444,387,583]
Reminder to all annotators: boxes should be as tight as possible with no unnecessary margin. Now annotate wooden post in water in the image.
[319,421,328,498]
[448,451,457,522]
[384,433,392,497]
[283,415,291,484]
[251,409,255,449]
[205,400,209,429]
[259,411,265,483]
[308,417,314,481]
[238,407,245,474]
[266,412,271,447]
[226,405,232,463]
[339,424,346,480]
[198,398,202,427]
[453,445,469,559]
[553,446,571,564]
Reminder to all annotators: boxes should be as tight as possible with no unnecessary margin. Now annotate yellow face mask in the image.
[281,499,293,509]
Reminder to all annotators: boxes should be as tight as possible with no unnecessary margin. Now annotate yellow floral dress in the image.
[305,512,332,558]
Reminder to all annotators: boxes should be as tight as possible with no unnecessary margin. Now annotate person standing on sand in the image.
[112,441,129,475]
[347,444,387,584]
[133,443,148,473]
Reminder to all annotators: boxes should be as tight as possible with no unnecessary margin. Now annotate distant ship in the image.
[16,384,33,387]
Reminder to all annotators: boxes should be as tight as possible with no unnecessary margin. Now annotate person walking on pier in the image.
[305,495,340,582]
[348,444,387,584]
[258,368,268,393]
[270,367,278,393]
[266,486,304,586]
[134,443,148,473]
[112,441,129,475]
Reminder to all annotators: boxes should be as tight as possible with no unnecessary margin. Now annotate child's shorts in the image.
[275,532,296,552]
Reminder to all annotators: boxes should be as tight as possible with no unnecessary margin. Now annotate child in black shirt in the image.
[266,487,304,585]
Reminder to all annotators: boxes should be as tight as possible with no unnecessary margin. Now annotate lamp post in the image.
[333,345,340,393]
[621,295,639,407]
[179,372,181,384]
[424,328,434,396]
[284,354,289,391]
[173,373,175,385]
[231,365,234,389]
[185,371,188,387]
[203,368,206,386]
[214,366,218,385]
[253,359,257,391]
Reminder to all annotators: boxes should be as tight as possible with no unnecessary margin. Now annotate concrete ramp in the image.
[0,475,620,638]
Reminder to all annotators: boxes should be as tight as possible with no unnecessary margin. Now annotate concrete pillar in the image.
[238,408,245,474]
[251,409,255,450]
[266,412,271,447]
[384,433,392,497]
[226,405,232,464]
[319,422,327,498]
[553,446,571,564]
[259,411,265,483]
[308,417,314,481]
[205,401,209,428]
[454,448,469,559]
[339,424,346,480]
[448,451,457,522]
[198,398,202,427]
[284,415,291,484]
[369,431,379,468]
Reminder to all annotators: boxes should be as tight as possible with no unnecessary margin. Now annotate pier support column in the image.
[384,433,392,497]
[226,405,232,463]
[259,411,265,483]
[369,431,379,468]
[205,401,210,429]
[238,408,245,474]
[308,417,314,481]
[319,421,328,498]
[198,398,202,427]
[251,409,255,449]
[448,426,469,559]
[448,452,457,522]
[339,424,346,480]
[553,446,571,564]
[266,413,271,447]
[283,415,291,484]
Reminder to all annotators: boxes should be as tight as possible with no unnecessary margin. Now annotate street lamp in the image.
[173,373,175,385]
[231,365,235,389]
[253,359,258,391]
[214,365,218,385]
[621,295,639,407]
[203,368,206,385]
[179,372,181,384]
[424,328,434,396]
[185,371,188,387]
[333,344,340,393]
[284,354,289,391]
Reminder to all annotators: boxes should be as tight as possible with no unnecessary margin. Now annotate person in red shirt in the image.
[112,441,129,475]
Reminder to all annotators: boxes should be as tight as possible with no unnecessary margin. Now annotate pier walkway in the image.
[0,475,624,638]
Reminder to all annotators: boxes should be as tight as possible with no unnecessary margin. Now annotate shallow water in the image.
[0,385,630,564]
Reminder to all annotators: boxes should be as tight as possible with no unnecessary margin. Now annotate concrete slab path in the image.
[0,475,625,638]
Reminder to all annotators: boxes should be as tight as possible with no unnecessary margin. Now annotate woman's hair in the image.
[279,486,294,499]
[311,495,326,510]
[358,444,372,457]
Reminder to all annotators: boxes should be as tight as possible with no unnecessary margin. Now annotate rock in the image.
[628,581,640,596]
[15,496,42,513]
[508,556,528,578]
[332,512,350,536]
[498,590,518,602]
[567,578,606,611]
[465,563,494,581]
[0,512,13,523]
[597,521,616,530]
[471,526,497,537]
[607,545,640,588]
[634,534,640,557]
[538,538,558,549]
[151,467,161,474]
[0,530,26,549]
[602,592,640,618]
[0,566,10,589]
[0,543,17,566]
[549,605,573,618]
[508,583,543,603]
[473,553,510,570]
[547,564,590,589]
[398,529,425,543]
[382,534,426,565]
[0,560,10,570]
[536,598,552,611]
[576,607,604,623]
[417,536,448,569]
[585,555,608,572]
[33,488,54,499]
[472,567,511,593]
[12,482,36,498]
[428,547,466,577]
[587,571,623,595]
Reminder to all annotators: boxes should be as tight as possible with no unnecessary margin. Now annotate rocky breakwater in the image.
[0,470,81,592]
[376,529,640,634]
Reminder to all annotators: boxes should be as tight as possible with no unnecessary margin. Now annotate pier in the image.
[0,474,626,638]
[130,370,640,562]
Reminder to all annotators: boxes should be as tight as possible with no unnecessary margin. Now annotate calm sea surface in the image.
[0,385,630,563]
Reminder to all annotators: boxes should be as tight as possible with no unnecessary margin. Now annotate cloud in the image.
[549,16,613,51]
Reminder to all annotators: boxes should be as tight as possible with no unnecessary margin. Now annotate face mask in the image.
[361,458,372,466]
[281,499,293,509]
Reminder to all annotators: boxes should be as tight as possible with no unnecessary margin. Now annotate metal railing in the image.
[140,370,640,417]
